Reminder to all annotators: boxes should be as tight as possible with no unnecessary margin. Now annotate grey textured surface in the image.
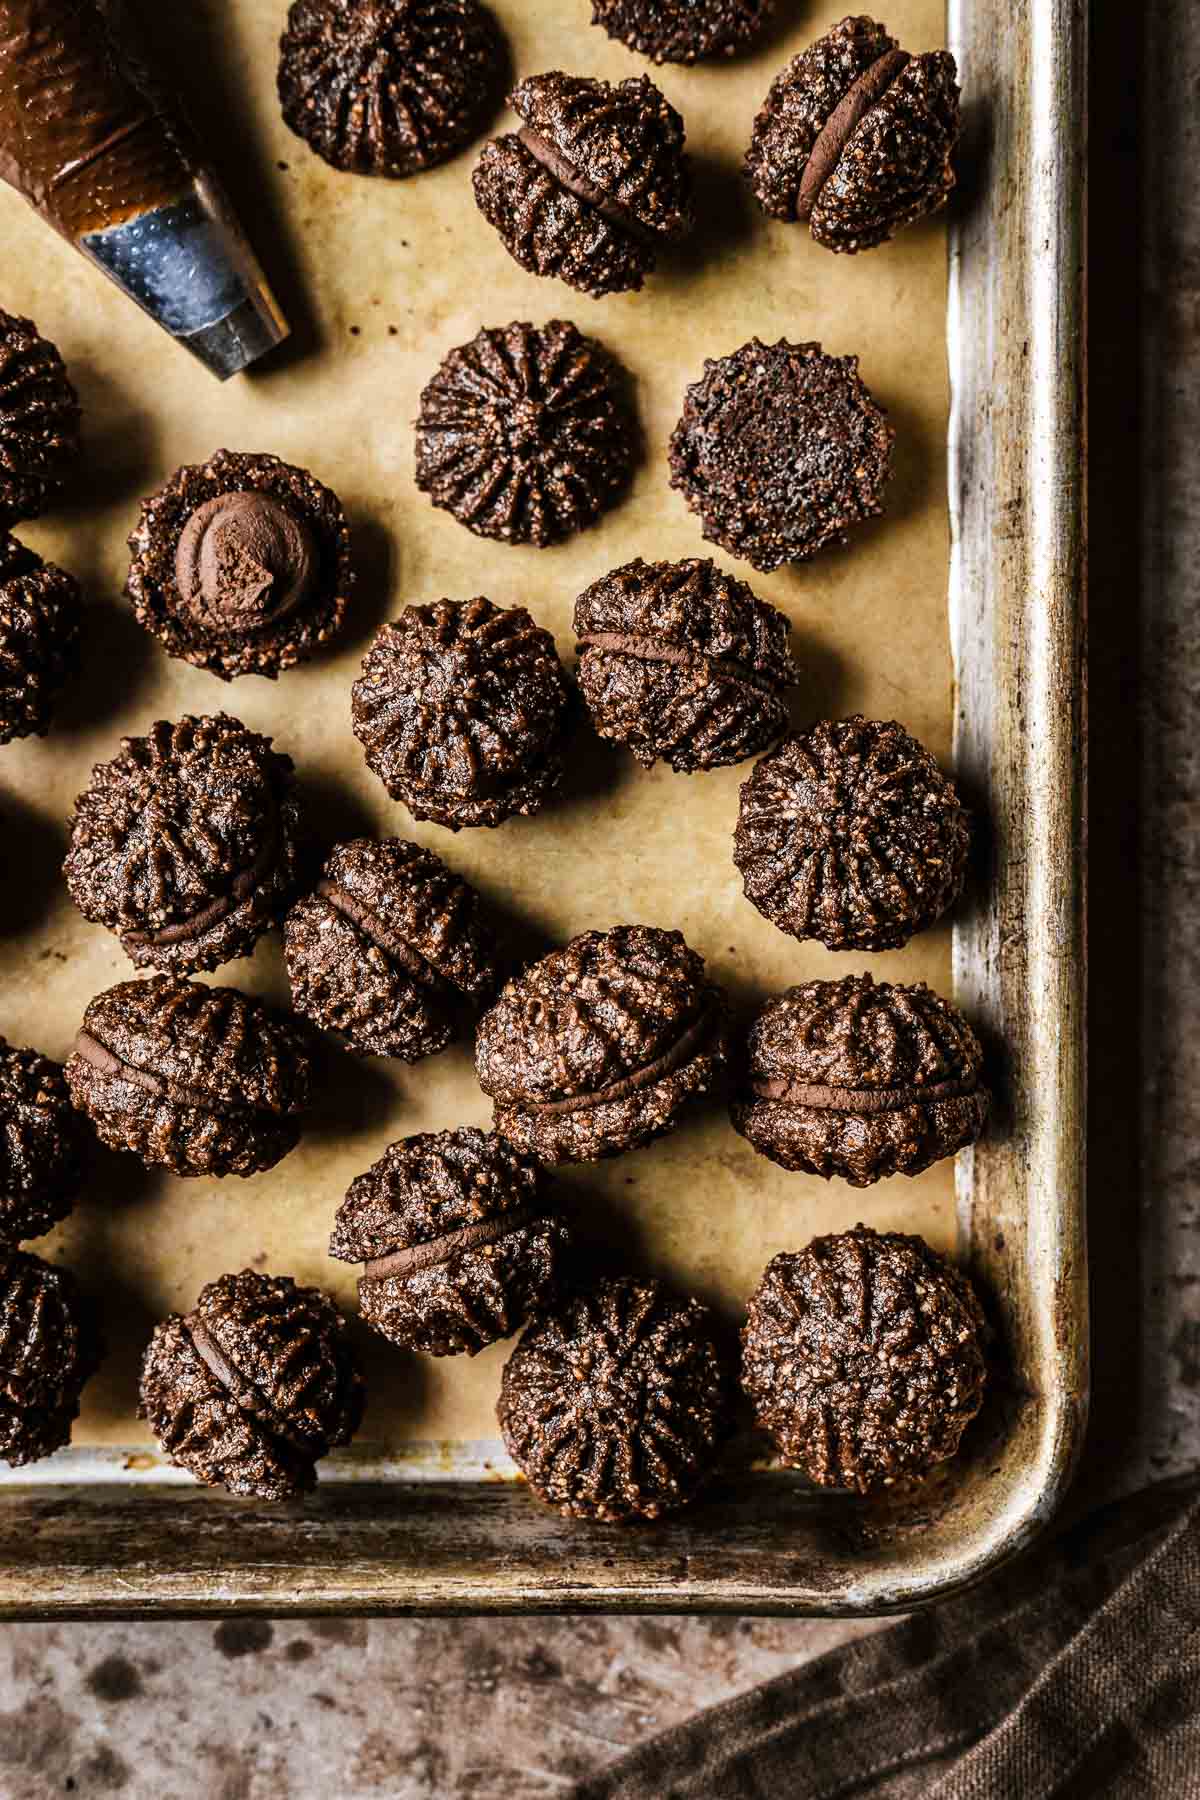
[0,8,1182,1797]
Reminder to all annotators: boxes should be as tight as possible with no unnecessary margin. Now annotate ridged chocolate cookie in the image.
[284,837,499,1058]
[331,1128,569,1356]
[0,311,80,527]
[0,1251,101,1467]
[0,533,82,745]
[66,978,312,1179]
[475,925,727,1163]
[0,1038,88,1244]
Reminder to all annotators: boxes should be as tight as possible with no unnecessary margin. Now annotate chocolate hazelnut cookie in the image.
[0,533,82,744]
[0,1251,101,1466]
[574,556,797,772]
[278,0,506,178]
[745,16,960,253]
[351,598,572,829]
[415,320,635,547]
[730,973,989,1187]
[66,977,312,1179]
[125,449,353,681]
[742,1227,987,1491]
[475,925,727,1163]
[591,0,774,65]
[669,338,893,571]
[499,1276,732,1520]
[734,717,970,951]
[330,1127,568,1356]
[64,714,301,976]
[139,1270,365,1499]
[473,72,693,297]
[284,837,499,1058]
[0,1038,88,1244]
[0,310,80,526]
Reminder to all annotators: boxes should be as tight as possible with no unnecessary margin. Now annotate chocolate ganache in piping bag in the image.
[0,0,287,378]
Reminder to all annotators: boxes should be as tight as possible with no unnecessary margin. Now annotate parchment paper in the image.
[0,0,954,1462]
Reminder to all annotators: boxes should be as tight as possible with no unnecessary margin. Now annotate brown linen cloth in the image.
[572,1479,1200,1799]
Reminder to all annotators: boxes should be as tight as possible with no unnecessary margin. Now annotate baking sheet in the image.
[0,0,953,1467]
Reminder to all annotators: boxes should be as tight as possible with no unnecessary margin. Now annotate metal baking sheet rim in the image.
[0,0,1088,1616]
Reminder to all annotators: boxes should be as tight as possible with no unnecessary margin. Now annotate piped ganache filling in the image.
[64,712,301,976]
[475,925,728,1163]
[330,1128,569,1356]
[283,838,500,1061]
[65,977,312,1179]
[731,973,988,1188]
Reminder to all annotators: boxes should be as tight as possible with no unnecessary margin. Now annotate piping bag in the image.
[0,0,288,379]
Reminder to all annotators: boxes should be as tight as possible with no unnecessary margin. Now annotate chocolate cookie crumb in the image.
[574,557,797,772]
[279,0,506,178]
[591,0,773,64]
[0,533,82,744]
[499,1275,732,1520]
[416,320,635,546]
[351,598,572,829]
[284,837,499,1057]
[66,977,312,1178]
[669,338,893,571]
[742,1227,987,1490]
[475,925,727,1163]
[125,449,353,681]
[730,973,989,1186]
[745,15,960,252]
[0,1039,88,1244]
[331,1127,568,1355]
[473,72,693,297]
[0,1250,101,1466]
[139,1269,364,1498]
[0,311,80,526]
[734,716,969,950]
[64,714,301,975]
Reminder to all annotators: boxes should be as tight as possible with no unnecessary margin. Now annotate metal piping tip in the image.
[79,172,289,379]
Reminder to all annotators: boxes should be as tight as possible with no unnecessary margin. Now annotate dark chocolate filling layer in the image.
[316,880,453,999]
[796,48,911,223]
[530,1002,719,1118]
[517,126,660,249]
[749,1072,979,1114]
[73,1031,272,1120]
[186,1318,318,1456]
[362,1202,547,1283]
[576,631,779,696]
[123,811,280,949]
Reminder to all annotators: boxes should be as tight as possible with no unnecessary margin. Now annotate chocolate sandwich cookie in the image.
[0,310,80,527]
[745,16,960,253]
[64,713,301,976]
[125,449,353,681]
[415,320,635,547]
[0,1038,88,1244]
[66,977,312,1179]
[590,0,774,64]
[0,1250,101,1467]
[574,556,797,772]
[278,0,506,178]
[351,598,572,829]
[475,925,727,1163]
[331,1127,568,1356]
[669,338,894,571]
[472,72,693,297]
[730,973,989,1187]
[0,533,82,744]
[742,1227,987,1491]
[499,1276,732,1520]
[734,716,970,950]
[139,1270,365,1499]
[284,837,499,1058]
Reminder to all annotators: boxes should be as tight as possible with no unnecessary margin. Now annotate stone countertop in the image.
[0,10,1184,1798]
